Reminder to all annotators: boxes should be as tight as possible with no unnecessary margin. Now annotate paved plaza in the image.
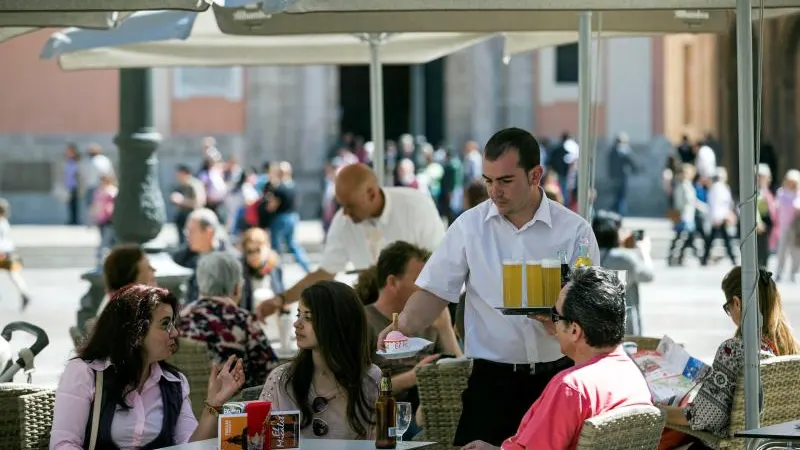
[0,218,796,388]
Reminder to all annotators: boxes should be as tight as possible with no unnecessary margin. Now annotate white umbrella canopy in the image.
[0,27,35,43]
[42,9,491,70]
[215,5,794,35]
[0,0,210,12]
[277,0,800,11]
[0,11,125,28]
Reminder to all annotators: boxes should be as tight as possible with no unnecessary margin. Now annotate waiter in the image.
[378,128,600,447]
[256,162,446,318]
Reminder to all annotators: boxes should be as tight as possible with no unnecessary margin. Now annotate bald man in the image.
[256,163,446,319]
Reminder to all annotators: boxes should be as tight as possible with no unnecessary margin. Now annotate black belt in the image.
[473,357,572,375]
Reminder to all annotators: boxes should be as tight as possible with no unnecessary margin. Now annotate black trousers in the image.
[453,357,574,447]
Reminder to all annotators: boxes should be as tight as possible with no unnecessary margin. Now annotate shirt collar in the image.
[368,188,392,226]
[483,187,553,229]
[88,359,182,384]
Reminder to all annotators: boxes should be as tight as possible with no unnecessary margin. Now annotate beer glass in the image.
[502,260,523,308]
[541,259,562,307]
[525,261,543,307]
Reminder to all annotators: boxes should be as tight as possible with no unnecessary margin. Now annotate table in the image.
[734,420,800,450]
[158,438,436,450]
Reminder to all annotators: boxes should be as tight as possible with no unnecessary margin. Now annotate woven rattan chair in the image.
[167,338,212,418]
[666,355,800,450]
[18,389,55,450]
[240,386,262,401]
[414,358,473,450]
[0,383,49,450]
[576,404,666,450]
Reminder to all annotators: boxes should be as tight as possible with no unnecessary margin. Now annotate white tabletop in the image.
[158,438,436,450]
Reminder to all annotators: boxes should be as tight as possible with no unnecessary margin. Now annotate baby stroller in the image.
[0,322,49,383]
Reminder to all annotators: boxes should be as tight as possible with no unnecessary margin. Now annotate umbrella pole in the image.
[577,12,593,220]
[734,0,762,432]
[368,33,386,186]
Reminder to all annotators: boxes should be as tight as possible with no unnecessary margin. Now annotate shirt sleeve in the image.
[319,210,351,274]
[414,218,469,303]
[50,359,94,450]
[513,383,588,450]
[687,338,743,434]
[174,373,200,444]
[259,366,285,411]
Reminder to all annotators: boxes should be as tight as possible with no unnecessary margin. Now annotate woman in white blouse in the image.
[50,284,244,450]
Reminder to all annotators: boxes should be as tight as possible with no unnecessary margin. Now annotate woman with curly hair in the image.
[50,284,245,449]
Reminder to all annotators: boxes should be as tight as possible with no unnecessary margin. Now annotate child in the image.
[0,199,32,310]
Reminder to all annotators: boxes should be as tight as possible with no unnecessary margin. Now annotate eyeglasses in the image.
[723,302,733,316]
[311,396,330,436]
[245,247,261,256]
[161,320,177,333]
[550,306,572,323]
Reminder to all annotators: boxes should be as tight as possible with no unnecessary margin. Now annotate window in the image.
[172,67,243,101]
[682,44,693,125]
[555,43,579,84]
[1,162,52,193]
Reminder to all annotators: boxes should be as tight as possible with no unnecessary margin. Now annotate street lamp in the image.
[76,68,192,330]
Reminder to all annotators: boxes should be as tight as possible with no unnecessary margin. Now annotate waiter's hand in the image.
[256,297,282,320]
[461,440,499,450]
[528,314,557,336]
[377,321,409,351]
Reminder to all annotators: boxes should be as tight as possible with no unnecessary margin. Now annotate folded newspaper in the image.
[629,336,710,406]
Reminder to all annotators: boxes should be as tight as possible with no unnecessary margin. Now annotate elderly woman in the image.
[173,208,235,303]
[179,251,278,387]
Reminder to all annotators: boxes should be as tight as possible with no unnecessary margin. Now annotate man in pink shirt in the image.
[461,267,653,450]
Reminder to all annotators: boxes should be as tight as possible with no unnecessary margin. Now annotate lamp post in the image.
[76,68,192,330]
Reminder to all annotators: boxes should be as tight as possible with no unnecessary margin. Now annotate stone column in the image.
[77,69,192,331]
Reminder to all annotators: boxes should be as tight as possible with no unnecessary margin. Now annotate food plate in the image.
[376,337,434,360]
[495,307,552,316]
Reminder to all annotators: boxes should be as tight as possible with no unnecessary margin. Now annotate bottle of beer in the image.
[375,370,397,449]
[558,250,571,287]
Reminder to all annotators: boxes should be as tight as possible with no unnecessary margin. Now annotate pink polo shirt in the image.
[50,359,198,450]
[501,347,652,450]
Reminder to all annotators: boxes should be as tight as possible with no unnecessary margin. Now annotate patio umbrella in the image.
[40,9,490,69]
[216,0,797,433]
[0,0,209,12]
[0,11,125,28]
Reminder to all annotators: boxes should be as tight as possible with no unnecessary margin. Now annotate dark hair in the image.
[103,245,147,291]
[483,127,541,173]
[562,267,626,348]
[283,280,375,437]
[175,164,192,174]
[353,241,431,306]
[78,284,181,410]
[0,198,9,217]
[464,181,489,210]
[592,210,622,250]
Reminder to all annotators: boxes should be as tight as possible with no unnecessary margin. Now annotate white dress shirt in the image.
[320,187,446,273]
[415,192,600,365]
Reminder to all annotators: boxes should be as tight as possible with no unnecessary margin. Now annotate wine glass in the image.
[396,402,412,443]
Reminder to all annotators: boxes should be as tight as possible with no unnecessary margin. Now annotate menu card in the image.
[630,335,710,406]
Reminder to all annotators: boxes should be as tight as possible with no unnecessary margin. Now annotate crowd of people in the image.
[38,127,797,450]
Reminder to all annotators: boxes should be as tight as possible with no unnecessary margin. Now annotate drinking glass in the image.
[396,402,412,442]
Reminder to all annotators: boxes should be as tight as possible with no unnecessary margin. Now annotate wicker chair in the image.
[576,404,666,450]
[167,338,212,418]
[18,389,56,450]
[414,359,473,450]
[0,383,49,450]
[666,355,800,450]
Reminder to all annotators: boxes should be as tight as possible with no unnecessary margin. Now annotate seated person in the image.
[357,241,462,438]
[461,267,653,450]
[658,267,799,449]
[259,280,380,440]
[179,251,279,388]
[591,210,655,336]
[50,284,245,449]
[95,244,157,316]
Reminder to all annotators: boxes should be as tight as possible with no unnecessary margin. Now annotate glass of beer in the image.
[542,259,562,307]
[502,260,523,308]
[525,261,543,307]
